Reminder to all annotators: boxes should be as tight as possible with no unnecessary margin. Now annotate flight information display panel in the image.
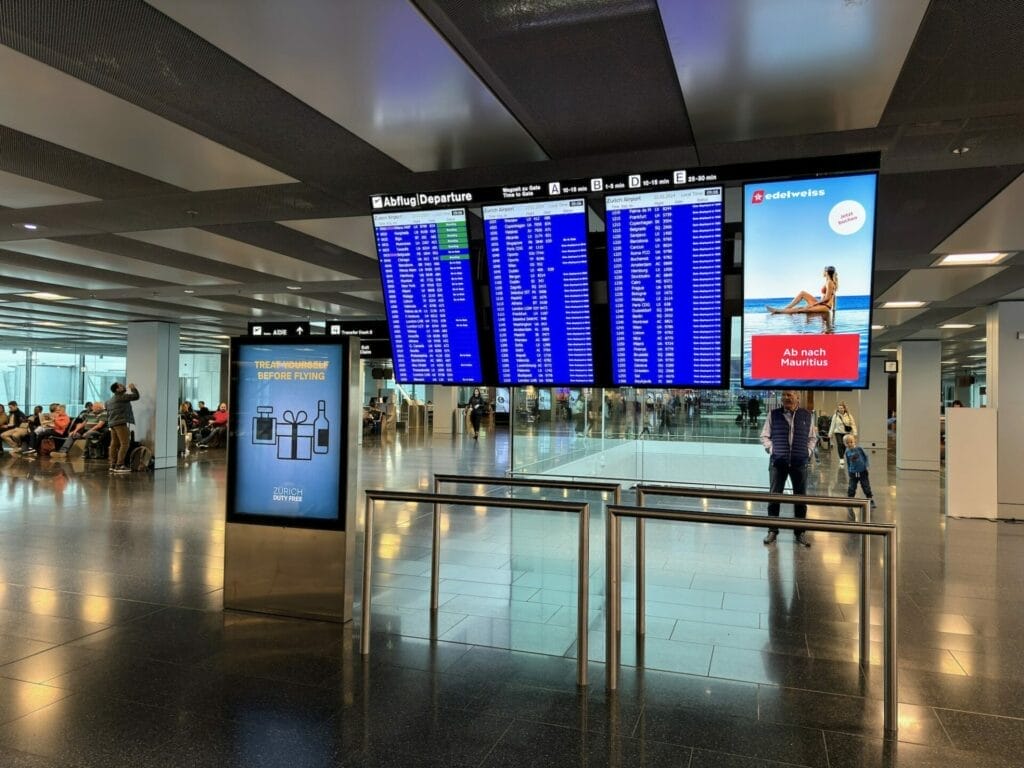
[606,187,724,386]
[483,198,594,385]
[374,208,483,384]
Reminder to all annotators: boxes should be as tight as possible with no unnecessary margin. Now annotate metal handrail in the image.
[433,473,621,629]
[604,505,898,736]
[361,489,592,687]
[635,485,872,669]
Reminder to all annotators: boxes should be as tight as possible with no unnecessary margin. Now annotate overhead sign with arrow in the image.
[247,321,311,338]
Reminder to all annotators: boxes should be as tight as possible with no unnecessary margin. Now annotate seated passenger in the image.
[196,402,228,448]
[0,401,28,453]
[53,402,107,457]
[194,401,212,428]
[23,404,71,456]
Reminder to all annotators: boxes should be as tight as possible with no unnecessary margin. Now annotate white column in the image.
[855,357,889,452]
[431,386,460,435]
[987,302,1024,513]
[126,322,179,470]
[896,340,940,471]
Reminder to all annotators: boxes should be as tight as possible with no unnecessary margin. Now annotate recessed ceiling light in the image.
[183,289,195,294]
[286,285,302,291]
[952,146,970,155]
[86,320,116,326]
[979,337,987,342]
[967,354,986,359]
[871,324,885,330]
[941,360,957,365]
[19,223,39,230]
[881,301,927,309]
[939,323,975,329]
[20,292,72,301]
[934,252,1008,266]
[881,347,898,352]
[35,321,66,327]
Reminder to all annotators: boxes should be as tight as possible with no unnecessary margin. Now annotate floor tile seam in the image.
[932,704,1024,724]
[472,718,516,768]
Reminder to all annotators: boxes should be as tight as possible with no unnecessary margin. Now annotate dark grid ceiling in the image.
[0,0,1021,366]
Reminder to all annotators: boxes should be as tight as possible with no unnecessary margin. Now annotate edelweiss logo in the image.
[751,190,765,204]
[752,187,826,203]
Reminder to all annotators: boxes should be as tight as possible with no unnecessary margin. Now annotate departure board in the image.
[484,199,594,384]
[606,187,724,386]
[373,208,483,383]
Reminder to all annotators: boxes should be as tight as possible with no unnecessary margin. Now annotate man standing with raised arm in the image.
[760,390,818,547]
[106,382,139,474]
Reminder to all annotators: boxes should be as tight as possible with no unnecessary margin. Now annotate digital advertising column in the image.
[224,336,358,622]
[742,173,877,389]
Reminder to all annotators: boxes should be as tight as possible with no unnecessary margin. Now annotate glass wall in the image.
[508,317,782,489]
[179,353,222,406]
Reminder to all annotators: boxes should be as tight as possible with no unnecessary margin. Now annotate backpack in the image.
[128,445,153,472]
[39,437,56,456]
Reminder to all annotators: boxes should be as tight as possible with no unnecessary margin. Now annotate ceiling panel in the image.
[147,0,546,172]
[122,229,354,283]
[934,171,1024,254]
[660,0,929,144]
[1,239,236,287]
[877,267,1008,304]
[280,217,378,259]
[0,45,294,191]
[0,169,99,208]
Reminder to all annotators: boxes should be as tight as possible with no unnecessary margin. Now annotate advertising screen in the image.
[606,187,724,387]
[483,198,593,385]
[374,208,483,384]
[227,339,348,529]
[742,173,877,388]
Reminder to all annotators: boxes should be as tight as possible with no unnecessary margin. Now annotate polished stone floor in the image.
[0,426,1021,767]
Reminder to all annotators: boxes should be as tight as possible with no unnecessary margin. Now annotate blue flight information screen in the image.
[374,208,483,383]
[484,199,594,384]
[606,187,724,386]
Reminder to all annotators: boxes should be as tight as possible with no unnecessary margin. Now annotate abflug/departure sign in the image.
[374,208,483,384]
[606,187,724,387]
[231,342,344,522]
[742,173,877,389]
[484,198,594,385]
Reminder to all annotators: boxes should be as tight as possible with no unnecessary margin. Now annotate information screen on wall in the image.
[227,338,348,530]
[374,208,483,384]
[483,198,594,385]
[742,173,877,389]
[606,187,724,386]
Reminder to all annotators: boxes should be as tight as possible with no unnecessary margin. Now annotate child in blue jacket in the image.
[843,434,876,507]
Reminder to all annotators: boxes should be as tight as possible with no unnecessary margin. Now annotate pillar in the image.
[987,302,1024,513]
[896,340,940,471]
[854,357,889,452]
[431,386,459,435]
[126,322,179,470]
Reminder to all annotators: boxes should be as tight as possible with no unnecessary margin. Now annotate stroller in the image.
[814,414,832,461]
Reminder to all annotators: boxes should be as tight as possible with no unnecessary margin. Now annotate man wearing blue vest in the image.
[759,390,817,547]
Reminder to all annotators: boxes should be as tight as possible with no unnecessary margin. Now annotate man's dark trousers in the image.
[767,460,808,533]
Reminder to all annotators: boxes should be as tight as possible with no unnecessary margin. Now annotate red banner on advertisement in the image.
[751,334,860,380]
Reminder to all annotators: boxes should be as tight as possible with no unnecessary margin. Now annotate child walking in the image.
[843,434,876,508]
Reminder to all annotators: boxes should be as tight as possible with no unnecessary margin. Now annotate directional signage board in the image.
[247,321,311,338]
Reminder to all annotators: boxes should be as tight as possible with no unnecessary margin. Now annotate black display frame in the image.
[226,335,351,532]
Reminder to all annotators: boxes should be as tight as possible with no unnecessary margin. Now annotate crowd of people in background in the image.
[179,400,229,451]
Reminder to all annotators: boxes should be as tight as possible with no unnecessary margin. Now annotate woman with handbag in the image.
[829,401,857,466]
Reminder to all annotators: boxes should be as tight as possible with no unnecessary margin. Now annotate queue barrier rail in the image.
[604,504,899,736]
[361,490,591,687]
[635,485,872,668]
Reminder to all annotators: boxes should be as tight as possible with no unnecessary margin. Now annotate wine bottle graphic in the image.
[313,399,330,454]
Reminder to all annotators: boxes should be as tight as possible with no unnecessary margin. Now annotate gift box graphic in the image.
[277,409,314,461]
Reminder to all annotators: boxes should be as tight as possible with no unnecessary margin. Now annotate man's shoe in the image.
[870,499,877,507]
[838,460,845,467]
[763,531,778,545]
[22,448,35,455]
[795,532,812,548]
[113,466,132,474]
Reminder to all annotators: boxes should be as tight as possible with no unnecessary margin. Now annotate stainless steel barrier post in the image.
[605,502,619,691]
[633,486,871,667]
[604,504,897,736]
[361,489,591,687]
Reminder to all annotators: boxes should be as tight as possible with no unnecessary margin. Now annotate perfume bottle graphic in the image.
[252,406,276,444]
[313,399,330,454]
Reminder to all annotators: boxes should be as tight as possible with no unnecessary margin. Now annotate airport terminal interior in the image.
[1,2,1024,767]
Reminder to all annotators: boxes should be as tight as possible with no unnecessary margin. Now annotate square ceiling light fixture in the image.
[933,252,1009,266]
